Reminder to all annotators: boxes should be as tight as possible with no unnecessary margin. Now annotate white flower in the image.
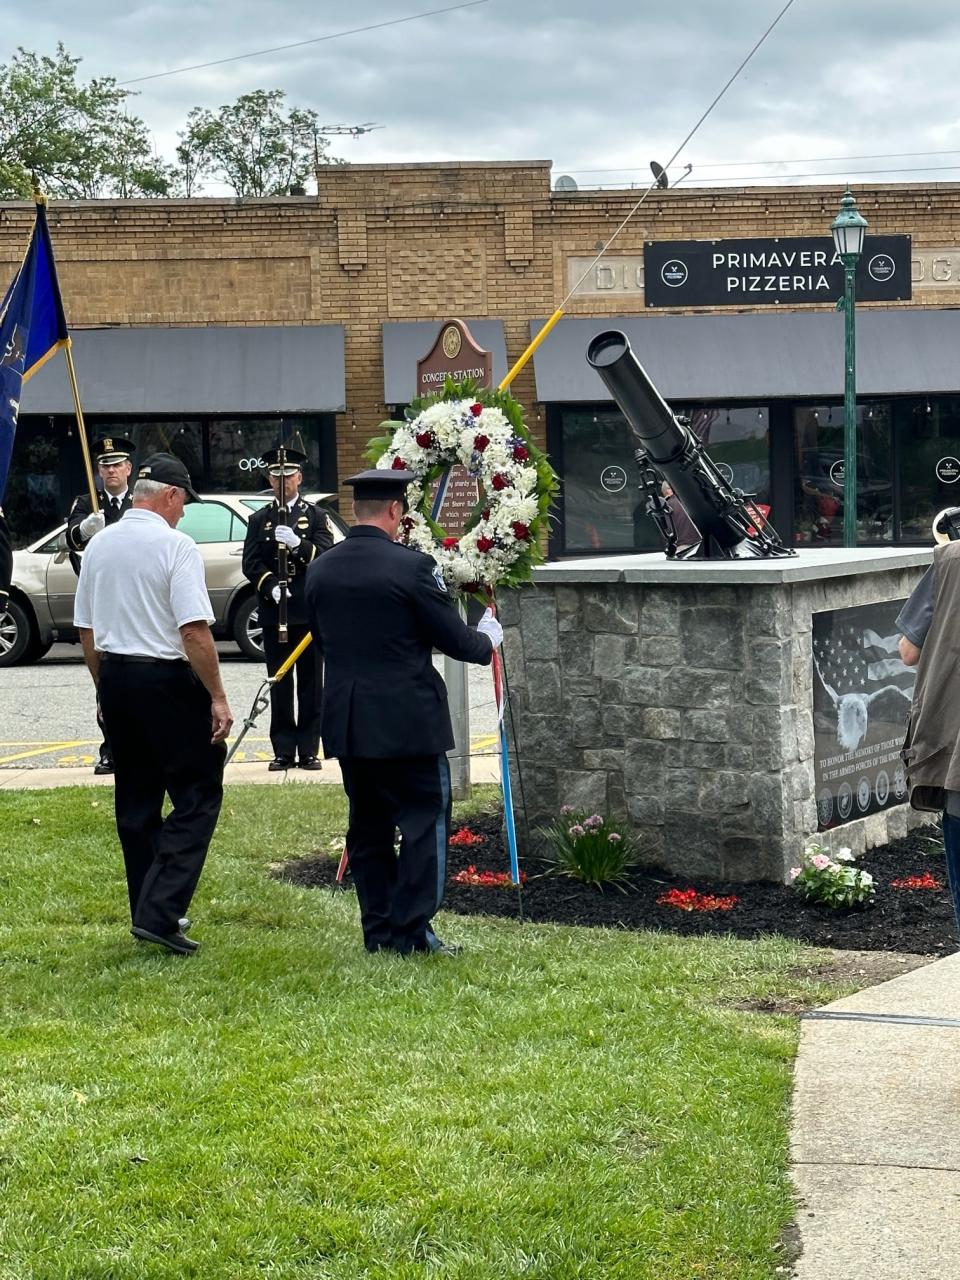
[836,847,854,862]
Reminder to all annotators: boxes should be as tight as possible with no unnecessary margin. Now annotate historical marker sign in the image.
[416,319,492,537]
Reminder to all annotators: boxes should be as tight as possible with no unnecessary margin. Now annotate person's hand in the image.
[210,696,234,744]
[274,525,301,550]
[271,584,283,604]
[476,607,503,651]
[79,511,105,539]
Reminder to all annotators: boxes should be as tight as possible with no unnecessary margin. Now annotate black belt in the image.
[101,654,186,665]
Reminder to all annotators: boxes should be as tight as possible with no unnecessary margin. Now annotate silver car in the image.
[0,492,345,666]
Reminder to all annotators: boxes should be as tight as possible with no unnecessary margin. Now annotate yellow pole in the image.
[271,631,312,682]
[63,339,99,510]
[497,307,565,393]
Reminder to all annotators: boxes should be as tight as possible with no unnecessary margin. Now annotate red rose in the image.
[462,581,481,593]
[391,457,406,470]
[476,536,495,553]
[443,537,459,548]
[470,402,483,417]
[512,445,530,462]
[481,509,490,521]
[491,474,509,491]
[415,431,434,448]
[511,521,530,541]
[473,434,490,452]
[401,516,414,532]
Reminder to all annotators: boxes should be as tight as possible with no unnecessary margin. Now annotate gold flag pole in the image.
[31,181,98,511]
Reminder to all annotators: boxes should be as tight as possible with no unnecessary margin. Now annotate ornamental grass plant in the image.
[540,805,640,890]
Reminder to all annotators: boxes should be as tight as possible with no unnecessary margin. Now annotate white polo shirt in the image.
[74,508,214,660]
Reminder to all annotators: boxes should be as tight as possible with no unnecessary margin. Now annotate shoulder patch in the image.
[432,566,448,594]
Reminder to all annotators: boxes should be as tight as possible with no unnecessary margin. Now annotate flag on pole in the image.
[0,202,69,503]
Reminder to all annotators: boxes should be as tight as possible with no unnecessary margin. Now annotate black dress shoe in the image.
[131,926,199,954]
[298,756,323,771]
[93,757,114,775]
[268,756,294,771]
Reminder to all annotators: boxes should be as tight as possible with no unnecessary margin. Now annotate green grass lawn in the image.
[0,783,854,1280]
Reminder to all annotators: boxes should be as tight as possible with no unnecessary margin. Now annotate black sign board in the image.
[811,601,914,831]
[645,235,912,308]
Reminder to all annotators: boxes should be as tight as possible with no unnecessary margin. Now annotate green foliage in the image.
[540,806,641,890]
[174,89,339,198]
[0,44,171,199]
[788,842,876,910]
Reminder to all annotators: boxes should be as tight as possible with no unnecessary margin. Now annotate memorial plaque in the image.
[416,319,492,537]
[811,601,915,830]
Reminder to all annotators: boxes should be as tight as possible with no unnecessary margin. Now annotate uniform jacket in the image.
[901,540,960,810]
[303,525,493,760]
[242,495,333,628]
[0,508,11,609]
[66,489,133,574]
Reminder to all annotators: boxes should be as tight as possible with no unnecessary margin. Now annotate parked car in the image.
[0,492,346,667]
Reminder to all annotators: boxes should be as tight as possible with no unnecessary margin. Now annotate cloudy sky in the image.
[9,0,960,193]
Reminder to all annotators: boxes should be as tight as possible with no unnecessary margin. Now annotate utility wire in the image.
[120,0,490,85]
[571,162,960,188]
[564,148,960,176]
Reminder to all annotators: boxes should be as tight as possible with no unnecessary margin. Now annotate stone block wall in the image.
[500,563,931,883]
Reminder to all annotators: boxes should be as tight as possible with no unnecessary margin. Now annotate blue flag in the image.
[0,203,69,503]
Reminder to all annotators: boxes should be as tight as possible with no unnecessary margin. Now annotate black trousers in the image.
[98,658,225,936]
[262,623,321,760]
[339,754,452,953]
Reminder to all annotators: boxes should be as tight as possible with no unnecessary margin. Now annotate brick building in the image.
[6,160,960,550]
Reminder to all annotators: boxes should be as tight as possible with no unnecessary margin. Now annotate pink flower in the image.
[788,867,801,882]
[607,832,622,843]
[569,824,585,838]
[559,804,575,815]
[584,815,603,828]
[811,854,831,870]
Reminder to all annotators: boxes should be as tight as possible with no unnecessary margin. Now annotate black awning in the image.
[382,320,507,403]
[23,324,346,414]
[530,309,960,402]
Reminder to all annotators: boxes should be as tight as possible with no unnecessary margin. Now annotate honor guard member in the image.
[304,468,503,956]
[74,452,233,955]
[241,447,333,770]
[66,434,136,774]
[0,506,11,613]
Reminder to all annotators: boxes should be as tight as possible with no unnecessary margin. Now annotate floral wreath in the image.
[365,379,558,597]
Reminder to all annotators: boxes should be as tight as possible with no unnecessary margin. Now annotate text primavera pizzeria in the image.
[713,248,839,295]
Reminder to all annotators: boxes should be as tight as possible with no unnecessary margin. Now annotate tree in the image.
[173,89,339,198]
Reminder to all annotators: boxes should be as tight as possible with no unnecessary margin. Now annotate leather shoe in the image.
[298,756,323,770]
[93,756,114,775]
[268,755,294,771]
[131,926,199,954]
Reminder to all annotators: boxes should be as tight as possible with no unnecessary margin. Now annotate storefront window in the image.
[794,403,893,545]
[897,397,960,541]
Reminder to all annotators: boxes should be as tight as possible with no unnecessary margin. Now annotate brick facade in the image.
[4,162,960,510]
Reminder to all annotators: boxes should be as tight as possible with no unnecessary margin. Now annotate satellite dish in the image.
[554,174,578,192]
[650,161,669,189]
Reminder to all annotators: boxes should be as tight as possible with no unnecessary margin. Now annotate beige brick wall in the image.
[5,166,960,511]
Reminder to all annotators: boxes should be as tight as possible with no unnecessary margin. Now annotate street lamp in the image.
[831,188,868,548]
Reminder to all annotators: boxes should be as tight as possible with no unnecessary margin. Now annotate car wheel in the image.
[0,599,39,666]
[233,594,265,661]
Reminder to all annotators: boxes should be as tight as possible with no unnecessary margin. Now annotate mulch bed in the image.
[278,813,959,956]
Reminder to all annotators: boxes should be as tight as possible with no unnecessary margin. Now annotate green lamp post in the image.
[831,188,868,548]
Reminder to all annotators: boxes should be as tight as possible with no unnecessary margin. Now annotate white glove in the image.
[271,585,283,604]
[274,525,301,550]
[79,511,105,540]
[476,607,503,651]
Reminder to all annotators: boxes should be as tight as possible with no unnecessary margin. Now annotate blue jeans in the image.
[940,812,960,936]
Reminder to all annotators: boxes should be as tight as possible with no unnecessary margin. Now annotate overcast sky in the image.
[9,0,960,193]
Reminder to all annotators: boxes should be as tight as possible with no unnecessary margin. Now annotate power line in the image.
[119,0,490,86]
[573,162,960,187]
[563,148,960,177]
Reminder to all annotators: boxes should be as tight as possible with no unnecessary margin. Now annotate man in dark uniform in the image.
[242,447,333,770]
[65,434,136,774]
[0,505,11,614]
[304,468,503,956]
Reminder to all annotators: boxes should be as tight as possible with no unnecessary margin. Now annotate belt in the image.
[101,654,186,665]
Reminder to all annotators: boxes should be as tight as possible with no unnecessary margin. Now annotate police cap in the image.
[138,452,201,503]
[93,434,135,465]
[263,447,307,477]
[344,468,417,501]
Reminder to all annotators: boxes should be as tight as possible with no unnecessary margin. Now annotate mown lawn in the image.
[0,783,852,1279]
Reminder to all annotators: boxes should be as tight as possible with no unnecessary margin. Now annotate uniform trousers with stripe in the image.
[98,657,225,936]
[339,754,452,953]
[262,624,321,761]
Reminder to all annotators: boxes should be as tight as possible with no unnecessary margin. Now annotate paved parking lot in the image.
[0,642,500,769]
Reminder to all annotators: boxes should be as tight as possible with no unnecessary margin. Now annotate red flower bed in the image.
[453,864,527,888]
[449,828,484,847]
[657,887,739,913]
[891,872,943,890]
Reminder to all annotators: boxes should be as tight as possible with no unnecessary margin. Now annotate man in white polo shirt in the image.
[74,453,234,955]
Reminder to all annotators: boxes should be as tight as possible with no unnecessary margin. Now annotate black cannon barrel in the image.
[587,329,742,552]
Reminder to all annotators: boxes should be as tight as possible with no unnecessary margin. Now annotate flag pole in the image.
[31,183,98,512]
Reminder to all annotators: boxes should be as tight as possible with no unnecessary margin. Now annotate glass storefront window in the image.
[897,397,960,542]
[793,403,893,545]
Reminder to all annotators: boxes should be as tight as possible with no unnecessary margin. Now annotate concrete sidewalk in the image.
[791,951,960,1278]
[0,754,502,790]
